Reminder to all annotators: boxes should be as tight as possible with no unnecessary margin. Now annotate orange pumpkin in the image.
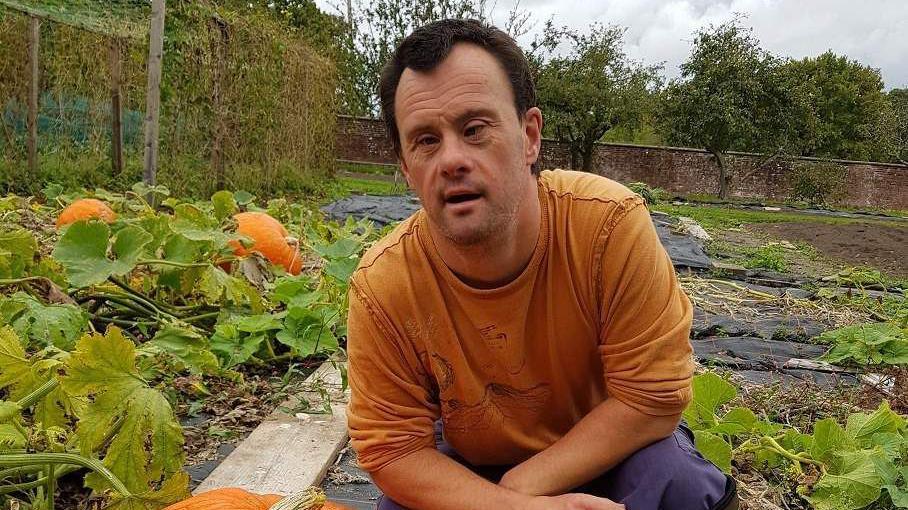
[162,488,284,510]
[162,487,354,510]
[229,211,302,275]
[55,198,117,228]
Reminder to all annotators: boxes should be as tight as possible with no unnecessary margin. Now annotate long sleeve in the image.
[345,280,440,473]
[596,201,694,416]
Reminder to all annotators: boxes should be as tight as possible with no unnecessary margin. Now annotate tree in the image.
[660,21,800,199]
[783,52,895,162]
[532,23,660,171]
[887,88,908,164]
[348,0,487,116]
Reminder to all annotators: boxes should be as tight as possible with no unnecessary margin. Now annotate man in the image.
[345,19,737,510]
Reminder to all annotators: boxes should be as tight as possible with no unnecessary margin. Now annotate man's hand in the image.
[528,494,625,510]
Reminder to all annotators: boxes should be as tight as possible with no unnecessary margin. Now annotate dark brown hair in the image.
[379,19,537,160]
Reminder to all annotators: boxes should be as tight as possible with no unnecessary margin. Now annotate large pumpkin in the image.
[162,487,353,510]
[229,211,302,275]
[56,198,117,228]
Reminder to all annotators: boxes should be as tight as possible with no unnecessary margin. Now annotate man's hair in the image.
[379,19,538,168]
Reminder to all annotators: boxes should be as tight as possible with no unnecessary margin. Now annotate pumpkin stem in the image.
[0,453,132,497]
[269,487,328,510]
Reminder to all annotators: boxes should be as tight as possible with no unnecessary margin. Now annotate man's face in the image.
[395,43,541,247]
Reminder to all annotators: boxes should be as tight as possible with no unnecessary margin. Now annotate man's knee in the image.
[608,426,735,510]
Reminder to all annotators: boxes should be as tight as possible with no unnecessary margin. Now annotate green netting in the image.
[0,0,150,38]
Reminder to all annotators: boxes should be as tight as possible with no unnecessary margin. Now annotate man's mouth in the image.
[444,192,483,204]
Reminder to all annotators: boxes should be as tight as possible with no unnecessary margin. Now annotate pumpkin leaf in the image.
[211,190,238,222]
[325,257,359,284]
[145,324,220,375]
[693,430,732,473]
[0,229,37,278]
[846,402,905,447]
[276,306,338,355]
[808,451,883,510]
[811,418,855,465]
[171,203,230,246]
[52,222,152,288]
[210,323,268,369]
[314,238,361,260]
[3,292,88,349]
[683,372,736,429]
[63,328,184,493]
[0,423,26,448]
[0,326,31,393]
[106,472,190,510]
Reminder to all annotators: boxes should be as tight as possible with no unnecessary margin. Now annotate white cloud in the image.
[315,0,908,88]
[491,0,908,88]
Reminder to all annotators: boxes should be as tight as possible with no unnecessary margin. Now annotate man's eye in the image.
[417,136,438,147]
[465,124,485,138]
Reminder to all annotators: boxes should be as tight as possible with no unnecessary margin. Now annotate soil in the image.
[749,221,908,277]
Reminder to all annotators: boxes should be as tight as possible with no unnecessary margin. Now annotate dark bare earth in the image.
[750,221,908,276]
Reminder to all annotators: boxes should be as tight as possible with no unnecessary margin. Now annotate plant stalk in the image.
[0,453,132,497]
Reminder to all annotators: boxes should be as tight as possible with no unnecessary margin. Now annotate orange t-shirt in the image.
[345,169,694,473]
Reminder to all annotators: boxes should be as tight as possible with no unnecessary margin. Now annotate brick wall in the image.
[336,116,908,210]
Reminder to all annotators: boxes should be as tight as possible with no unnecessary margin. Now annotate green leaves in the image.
[53,222,153,288]
[2,292,88,349]
[276,305,339,355]
[62,328,185,494]
[0,229,37,278]
[145,324,220,375]
[210,313,282,368]
[211,190,238,221]
[684,372,908,509]
[682,371,736,429]
[693,429,732,473]
[820,322,908,366]
[808,451,884,510]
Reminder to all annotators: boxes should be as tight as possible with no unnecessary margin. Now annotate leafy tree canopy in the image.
[532,22,660,170]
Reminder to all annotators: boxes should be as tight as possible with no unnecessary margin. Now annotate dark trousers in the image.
[376,421,738,510]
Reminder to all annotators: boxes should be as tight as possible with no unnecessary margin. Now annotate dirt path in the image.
[750,221,908,277]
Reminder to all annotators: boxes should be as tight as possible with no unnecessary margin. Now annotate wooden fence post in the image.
[210,16,228,191]
[110,37,124,174]
[27,16,40,175]
[143,0,166,188]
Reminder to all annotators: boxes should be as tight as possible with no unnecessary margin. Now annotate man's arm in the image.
[498,398,680,496]
[501,198,692,497]
[372,448,627,510]
[371,448,528,510]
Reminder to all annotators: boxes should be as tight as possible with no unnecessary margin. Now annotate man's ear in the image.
[523,107,543,167]
[399,155,413,188]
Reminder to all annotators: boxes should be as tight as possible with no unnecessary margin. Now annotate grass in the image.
[741,244,789,272]
[337,160,400,176]
[329,176,409,198]
[653,202,905,232]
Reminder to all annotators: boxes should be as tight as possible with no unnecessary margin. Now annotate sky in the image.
[316,0,908,89]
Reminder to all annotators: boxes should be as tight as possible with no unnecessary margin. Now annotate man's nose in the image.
[437,137,471,178]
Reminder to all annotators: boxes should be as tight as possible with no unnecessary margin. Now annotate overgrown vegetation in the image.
[0,186,378,508]
[0,2,336,197]
[686,372,908,509]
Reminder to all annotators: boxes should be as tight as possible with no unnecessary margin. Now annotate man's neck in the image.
[430,182,541,290]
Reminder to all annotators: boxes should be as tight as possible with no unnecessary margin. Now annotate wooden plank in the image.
[26,15,39,175]
[142,0,165,188]
[194,362,350,495]
[110,37,124,174]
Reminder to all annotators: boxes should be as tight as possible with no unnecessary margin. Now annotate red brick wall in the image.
[336,116,908,210]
